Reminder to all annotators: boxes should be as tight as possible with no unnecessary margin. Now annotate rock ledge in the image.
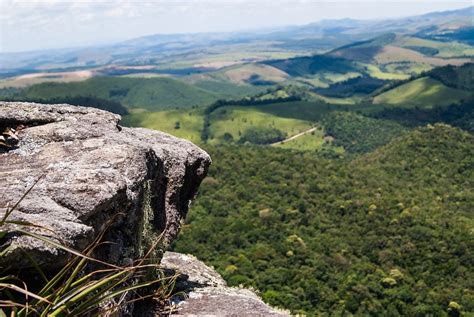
[162,252,289,317]
[0,102,210,270]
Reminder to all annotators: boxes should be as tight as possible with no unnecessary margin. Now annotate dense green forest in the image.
[322,111,407,153]
[173,124,473,316]
[1,27,473,316]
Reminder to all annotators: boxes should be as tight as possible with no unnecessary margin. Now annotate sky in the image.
[0,0,471,53]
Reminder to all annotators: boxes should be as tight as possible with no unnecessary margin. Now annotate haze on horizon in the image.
[0,0,471,53]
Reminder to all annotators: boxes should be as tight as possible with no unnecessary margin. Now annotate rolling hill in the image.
[372,77,471,108]
[172,124,474,315]
[263,55,359,78]
[10,76,260,111]
[329,33,473,66]
[1,6,472,80]
[372,63,474,108]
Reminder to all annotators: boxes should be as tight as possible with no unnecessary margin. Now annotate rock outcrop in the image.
[162,252,289,317]
[0,102,210,270]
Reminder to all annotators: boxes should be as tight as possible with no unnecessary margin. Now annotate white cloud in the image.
[0,0,471,52]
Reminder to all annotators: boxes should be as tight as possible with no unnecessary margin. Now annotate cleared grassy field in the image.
[274,130,346,152]
[273,127,325,150]
[121,109,204,144]
[373,77,472,108]
[121,101,347,146]
[208,106,313,144]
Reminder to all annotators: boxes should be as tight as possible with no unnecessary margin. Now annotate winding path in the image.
[271,127,318,146]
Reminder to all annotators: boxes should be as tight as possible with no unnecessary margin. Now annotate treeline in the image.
[2,95,129,115]
[371,99,474,133]
[428,63,474,90]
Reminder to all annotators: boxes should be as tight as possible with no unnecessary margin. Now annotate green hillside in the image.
[373,77,471,108]
[370,99,474,133]
[121,99,341,147]
[15,77,223,111]
[173,124,474,315]
[122,109,204,144]
[264,55,359,77]
[322,111,408,153]
[207,106,312,144]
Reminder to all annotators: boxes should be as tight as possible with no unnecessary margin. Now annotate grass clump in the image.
[0,181,179,316]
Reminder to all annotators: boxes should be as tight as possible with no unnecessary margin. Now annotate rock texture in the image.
[0,102,210,270]
[162,252,289,317]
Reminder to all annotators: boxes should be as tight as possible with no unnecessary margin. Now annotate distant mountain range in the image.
[0,6,472,77]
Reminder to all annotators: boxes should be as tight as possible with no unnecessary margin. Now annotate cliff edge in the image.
[0,101,210,270]
[0,101,283,316]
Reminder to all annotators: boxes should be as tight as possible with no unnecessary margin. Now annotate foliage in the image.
[371,99,474,133]
[322,111,407,153]
[427,63,474,90]
[173,124,474,315]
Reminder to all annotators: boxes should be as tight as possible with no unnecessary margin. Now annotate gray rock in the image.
[0,102,210,270]
[162,252,290,317]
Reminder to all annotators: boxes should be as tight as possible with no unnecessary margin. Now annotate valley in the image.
[0,5,473,316]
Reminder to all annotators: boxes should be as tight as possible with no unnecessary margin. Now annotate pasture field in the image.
[273,127,327,151]
[122,109,204,144]
[207,106,313,144]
